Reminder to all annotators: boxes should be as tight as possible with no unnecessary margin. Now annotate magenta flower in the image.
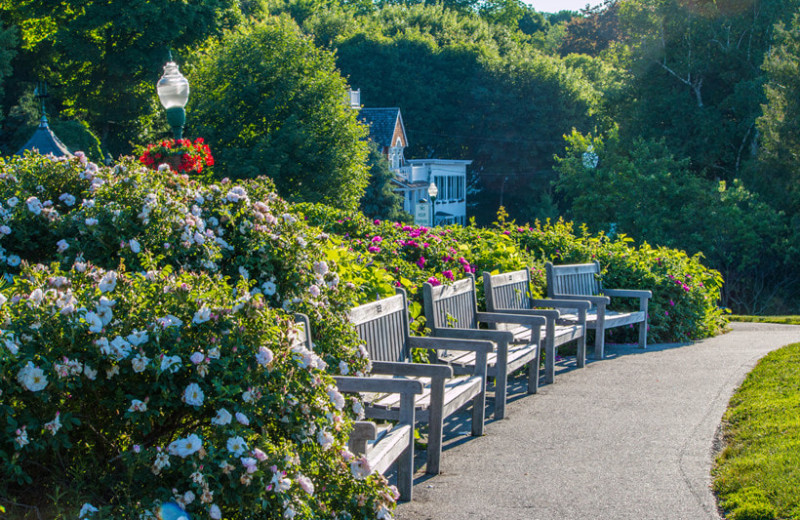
[669,299,675,306]
[427,276,441,287]
[442,270,454,281]
[371,236,382,243]
[373,219,381,225]
[416,256,426,268]
[368,246,381,253]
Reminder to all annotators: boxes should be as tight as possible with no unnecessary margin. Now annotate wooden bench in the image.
[294,314,423,501]
[347,290,493,475]
[483,268,590,384]
[422,274,545,420]
[545,261,652,359]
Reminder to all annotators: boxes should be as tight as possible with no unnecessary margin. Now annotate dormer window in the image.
[390,137,404,170]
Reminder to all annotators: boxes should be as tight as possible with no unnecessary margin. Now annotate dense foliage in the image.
[0,153,391,519]
[554,129,795,313]
[3,0,800,307]
[299,203,726,343]
[188,17,370,211]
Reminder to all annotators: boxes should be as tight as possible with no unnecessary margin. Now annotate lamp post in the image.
[157,52,190,140]
[427,181,438,228]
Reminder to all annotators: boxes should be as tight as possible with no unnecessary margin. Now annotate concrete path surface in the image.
[397,322,800,520]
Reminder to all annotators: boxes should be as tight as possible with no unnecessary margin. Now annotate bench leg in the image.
[472,388,486,435]
[527,345,540,394]
[594,328,605,360]
[398,394,415,502]
[577,327,587,368]
[426,380,445,475]
[544,334,555,385]
[594,309,606,360]
[397,438,414,501]
[493,342,509,420]
[638,320,647,349]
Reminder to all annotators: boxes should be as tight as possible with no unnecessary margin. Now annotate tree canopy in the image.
[189,16,370,210]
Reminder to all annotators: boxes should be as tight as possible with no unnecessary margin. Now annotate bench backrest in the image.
[546,261,602,297]
[483,268,532,312]
[423,275,479,332]
[348,290,411,363]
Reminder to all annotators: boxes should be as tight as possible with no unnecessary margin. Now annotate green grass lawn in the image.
[713,342,800,520]
[730,315,800,325]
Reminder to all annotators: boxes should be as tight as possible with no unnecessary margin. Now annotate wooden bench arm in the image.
[492,308,560,320]
[334,376,424,395]
[430,327,513,345]
[604,289,652,299]
[475,311,546,328]
[408,336,494,354]
[552,294,611,306]
[370,360,453,379]
[351,421,378,441]
[528,298,592,310]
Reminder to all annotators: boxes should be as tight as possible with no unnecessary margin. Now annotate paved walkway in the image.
[397,322,800,520]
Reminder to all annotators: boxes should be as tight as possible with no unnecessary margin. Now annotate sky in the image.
[525,0,605,13]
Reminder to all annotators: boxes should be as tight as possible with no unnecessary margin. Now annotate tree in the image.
[555,129,792,313]
[612,0,800,181]
[360,142,408,221]
[189,16,370,211]
[756,13,800,214]
[558,0,620,56]
[0,0,241,154]
[0,23,16,122]
[303,3,596,223]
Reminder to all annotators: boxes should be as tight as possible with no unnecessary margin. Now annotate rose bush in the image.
[299,204,726,343]
[1,264,392,519]
[0,153,392,519]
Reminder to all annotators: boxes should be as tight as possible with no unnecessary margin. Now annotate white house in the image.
[395,159,470,226]
[356,92,469,226]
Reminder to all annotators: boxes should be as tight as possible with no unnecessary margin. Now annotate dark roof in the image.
[359,108,403,148]
[16,116,72,158]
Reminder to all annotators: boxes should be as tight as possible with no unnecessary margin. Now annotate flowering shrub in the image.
[300,204,726,343]
[0,153,394,518]
[1,264,393,519]
[502,218,726,343]
[139,138,215,175]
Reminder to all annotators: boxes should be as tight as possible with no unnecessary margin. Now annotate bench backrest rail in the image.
[348,291,411,363]
[546,261,601,297]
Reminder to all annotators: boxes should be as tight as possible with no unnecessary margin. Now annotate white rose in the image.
[226,436,248,457]
[16,362,48,392]
[211,408,232,426]
[183,383,205,407]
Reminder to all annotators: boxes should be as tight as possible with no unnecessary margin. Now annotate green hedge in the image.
[298,205,727,343]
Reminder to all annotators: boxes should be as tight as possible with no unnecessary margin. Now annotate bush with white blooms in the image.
[0,153,395,519]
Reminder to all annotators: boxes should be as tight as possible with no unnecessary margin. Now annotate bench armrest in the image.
[350,421,378,441]
[604,289,652,299]
[491,308,560,320]
[529,298,592,310]
[408,336,494,354]
[430,327,513,344]
[371,360,453,379]
[552,294,611,306]
[334,376,424,395]
[475,311,546,328]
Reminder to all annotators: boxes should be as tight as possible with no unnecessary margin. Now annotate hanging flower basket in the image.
[139,138,214,175]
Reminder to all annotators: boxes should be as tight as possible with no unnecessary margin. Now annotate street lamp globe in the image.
[427,182,438,228]
[157,54,190,139]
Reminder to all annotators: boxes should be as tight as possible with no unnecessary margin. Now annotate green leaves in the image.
[189,16,370,211]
